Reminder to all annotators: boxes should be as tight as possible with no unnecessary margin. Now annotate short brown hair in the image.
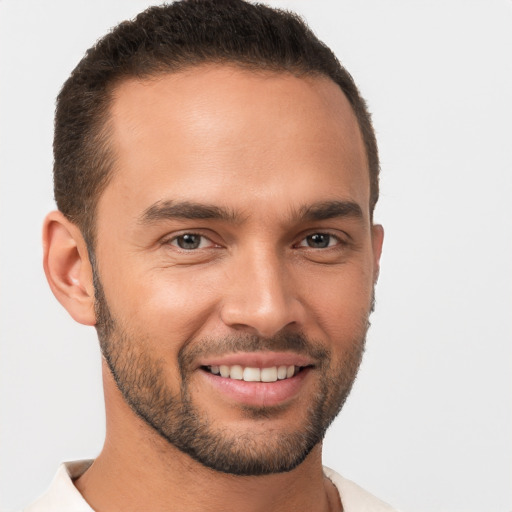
[54,0,379,246]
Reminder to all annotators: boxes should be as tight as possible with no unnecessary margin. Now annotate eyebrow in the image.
[139,200,240,224]
[139,199,364,226]
[297,200,363,222]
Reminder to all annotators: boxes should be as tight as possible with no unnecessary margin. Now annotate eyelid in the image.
[162,231,221,250]
[295,231,347,248]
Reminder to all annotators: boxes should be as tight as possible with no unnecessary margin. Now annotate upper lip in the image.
[196,351,315,369]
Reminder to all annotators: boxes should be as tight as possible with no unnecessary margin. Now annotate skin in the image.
[43,65,383,512]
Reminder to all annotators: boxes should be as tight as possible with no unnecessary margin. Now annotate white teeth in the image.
[229,365,243,380]
[243,367,261,382]
[277,365,288,380]
[207,364,302,382]
[261,367,278,382]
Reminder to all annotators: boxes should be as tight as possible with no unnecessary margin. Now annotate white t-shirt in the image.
[23,460,398,512]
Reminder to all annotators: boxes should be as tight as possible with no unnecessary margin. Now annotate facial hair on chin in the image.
[93,266,372,476]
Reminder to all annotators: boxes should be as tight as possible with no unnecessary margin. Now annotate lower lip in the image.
[199,367,311,407]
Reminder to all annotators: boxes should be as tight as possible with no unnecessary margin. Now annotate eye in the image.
[298,233,339,249]
[169,233,213,250]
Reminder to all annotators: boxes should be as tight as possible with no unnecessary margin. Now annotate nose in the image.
[219,246,306,338]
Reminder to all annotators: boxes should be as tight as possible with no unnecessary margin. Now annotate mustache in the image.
[178,331,330,372]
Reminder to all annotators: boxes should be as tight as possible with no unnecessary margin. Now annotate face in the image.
[93,65,382,475]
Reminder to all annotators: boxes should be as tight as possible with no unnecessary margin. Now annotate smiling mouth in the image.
[201,365,309,383]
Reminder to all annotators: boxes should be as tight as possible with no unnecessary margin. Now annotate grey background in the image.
[1,1,511,511]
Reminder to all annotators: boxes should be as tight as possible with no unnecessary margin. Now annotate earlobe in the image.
[43,211,96,326]
[371,224,384,282]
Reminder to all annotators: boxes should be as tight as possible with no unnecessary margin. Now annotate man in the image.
[27,0,393,510]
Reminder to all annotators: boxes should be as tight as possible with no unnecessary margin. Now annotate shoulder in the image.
[22,461,94,512]
[323,466,400,512]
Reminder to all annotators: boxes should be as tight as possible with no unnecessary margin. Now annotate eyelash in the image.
[167,232,218,250]
[295,232,344,249]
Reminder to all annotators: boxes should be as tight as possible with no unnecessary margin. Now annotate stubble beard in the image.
[93,267,373,476]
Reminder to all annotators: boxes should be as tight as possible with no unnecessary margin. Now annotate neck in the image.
[74,363,341,512]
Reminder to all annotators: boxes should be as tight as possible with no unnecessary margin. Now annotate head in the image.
[44,0,383,477]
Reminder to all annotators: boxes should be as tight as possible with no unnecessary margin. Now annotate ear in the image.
[42,211,96,326]
[371,224,384,283]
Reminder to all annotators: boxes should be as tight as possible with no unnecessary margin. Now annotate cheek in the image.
[103,264,223,344]
[299,263,374,339]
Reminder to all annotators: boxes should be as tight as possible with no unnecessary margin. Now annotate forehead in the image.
[102,65,369,223]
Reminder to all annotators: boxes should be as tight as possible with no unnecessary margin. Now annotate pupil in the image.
[308,233,329,248]
[178,234,200,249]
